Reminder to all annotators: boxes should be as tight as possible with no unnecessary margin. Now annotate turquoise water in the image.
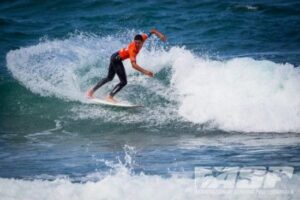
[1,1,300,199]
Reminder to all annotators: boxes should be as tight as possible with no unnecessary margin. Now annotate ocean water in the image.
[1,0,300,199]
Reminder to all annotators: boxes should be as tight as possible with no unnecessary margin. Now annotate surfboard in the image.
[88,98,143,108]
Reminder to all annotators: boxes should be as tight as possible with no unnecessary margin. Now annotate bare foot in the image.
[86,89,95,99]
[106,95,117,103]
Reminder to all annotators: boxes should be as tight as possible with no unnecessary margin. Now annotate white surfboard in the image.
[89,98,143,108]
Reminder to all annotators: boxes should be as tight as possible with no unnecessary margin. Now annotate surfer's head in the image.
[134,34,143,41]
[134,34,143,49]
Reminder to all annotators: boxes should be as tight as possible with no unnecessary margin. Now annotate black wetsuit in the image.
[92,52,127,97]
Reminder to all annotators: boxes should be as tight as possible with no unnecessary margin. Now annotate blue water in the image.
[1,1,300,199]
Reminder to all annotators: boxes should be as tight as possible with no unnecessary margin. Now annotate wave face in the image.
[6,33,300,132]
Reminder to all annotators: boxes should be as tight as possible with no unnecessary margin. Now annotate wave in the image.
[6,32,300,132]
[0,145,299,200]
[170,49,300,132]
[1,173,299,200]
[233,4,259,11]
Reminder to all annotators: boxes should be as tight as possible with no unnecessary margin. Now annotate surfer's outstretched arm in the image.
[131,61,154,77]
[150,29,167,42]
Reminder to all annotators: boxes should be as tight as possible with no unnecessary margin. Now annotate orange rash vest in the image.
[118,34,148,63]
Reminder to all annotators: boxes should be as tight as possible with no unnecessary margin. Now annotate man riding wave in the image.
[86,29,166,103]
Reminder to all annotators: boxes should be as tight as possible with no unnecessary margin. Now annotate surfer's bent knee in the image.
[121,80,127,86]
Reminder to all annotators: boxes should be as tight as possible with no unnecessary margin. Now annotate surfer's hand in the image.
[145,71,154,77]
[160,35,167,42]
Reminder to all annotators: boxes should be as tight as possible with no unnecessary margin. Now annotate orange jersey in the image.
[118,34,148,62]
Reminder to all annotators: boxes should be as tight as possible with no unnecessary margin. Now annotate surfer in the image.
[86,29,166,103]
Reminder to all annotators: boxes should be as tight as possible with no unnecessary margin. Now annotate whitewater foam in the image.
[1,174,297,200]
[1,144,299,200]
[169,48,300,132]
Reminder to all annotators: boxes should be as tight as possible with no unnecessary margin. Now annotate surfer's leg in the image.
[92,62,115,92]
[87,52,122,98]
[109,61,127,97]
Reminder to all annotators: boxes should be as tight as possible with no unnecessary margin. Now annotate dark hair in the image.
[134,34,143,41]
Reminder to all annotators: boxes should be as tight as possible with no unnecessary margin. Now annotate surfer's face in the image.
[134,40,143,50]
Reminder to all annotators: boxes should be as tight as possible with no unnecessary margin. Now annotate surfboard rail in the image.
[88,98,143,108]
